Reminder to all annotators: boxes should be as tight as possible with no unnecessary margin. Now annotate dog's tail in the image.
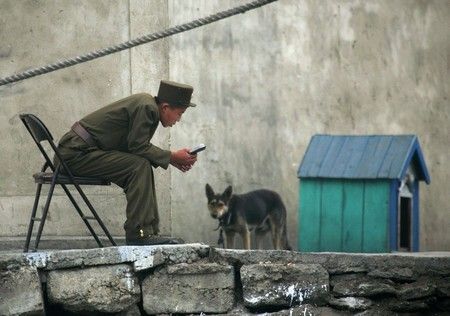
[278,203,292,251]
[282,220,292,251]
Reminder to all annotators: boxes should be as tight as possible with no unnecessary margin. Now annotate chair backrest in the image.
[20,113,61,172]
[19,114,54,143]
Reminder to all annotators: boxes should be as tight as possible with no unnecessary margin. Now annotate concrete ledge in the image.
[210,249,450,276]
[0,236,126,251]
[1,247,449,315]
[0,243,210,270]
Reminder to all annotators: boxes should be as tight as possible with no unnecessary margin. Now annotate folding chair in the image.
[20,114,117,252]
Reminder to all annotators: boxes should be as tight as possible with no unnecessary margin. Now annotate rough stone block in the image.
[236,304,349,315]
[241,263,329,308]
[332,273,396,297]
[329,297,372,312]
[397,278,436,300]
[387,298,430,312]
[436,276,450,297]
[0,266,44,316]
[47,264,139,313]
[436,298,450,312]
[368,267,415,281]
[142,262,235,314]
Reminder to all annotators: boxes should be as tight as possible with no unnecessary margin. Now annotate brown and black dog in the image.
[205,184,291,250]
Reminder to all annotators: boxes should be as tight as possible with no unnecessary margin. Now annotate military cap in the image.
[157,80,196,107]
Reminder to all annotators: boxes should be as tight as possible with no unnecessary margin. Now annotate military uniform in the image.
[57,93,171,240]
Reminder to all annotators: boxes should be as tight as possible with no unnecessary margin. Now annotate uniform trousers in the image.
[57,132,159,239]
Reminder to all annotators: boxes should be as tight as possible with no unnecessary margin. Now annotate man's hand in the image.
[170,148,197,172]
[171,162,193,173]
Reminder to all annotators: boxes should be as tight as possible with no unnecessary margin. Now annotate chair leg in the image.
[24,183,43,252]
[73,183,117,246]
[59,184,104,247]
[33,178,57,251]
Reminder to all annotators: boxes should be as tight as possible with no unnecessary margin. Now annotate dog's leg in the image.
[255,229,264,250]
[225,231,235,249]
[269,220,282,250]
[277,229,283,250]
[242,228,251,250]
[274,229,282,250]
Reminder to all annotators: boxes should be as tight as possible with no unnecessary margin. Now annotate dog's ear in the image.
[223,185,233,200]
[205,183,214,201]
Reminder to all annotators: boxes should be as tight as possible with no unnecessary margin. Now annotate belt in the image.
[71,121,96,147]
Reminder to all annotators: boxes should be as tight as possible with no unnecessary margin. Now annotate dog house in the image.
[297,135,430,253]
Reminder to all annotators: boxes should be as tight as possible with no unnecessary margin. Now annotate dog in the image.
[205,184,291,250]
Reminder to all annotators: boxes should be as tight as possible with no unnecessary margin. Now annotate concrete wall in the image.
[0,0,449,250]
[0,0,171,241]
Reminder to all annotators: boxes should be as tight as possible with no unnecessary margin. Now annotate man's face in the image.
[159,103,187,127]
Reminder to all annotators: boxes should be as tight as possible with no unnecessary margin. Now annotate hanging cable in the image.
[0,0,278,86]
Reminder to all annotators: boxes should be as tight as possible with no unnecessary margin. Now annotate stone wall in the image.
[1,245,449,315]
[1,0,449,252]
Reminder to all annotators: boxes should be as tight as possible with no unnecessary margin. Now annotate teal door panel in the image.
[363,181,389,252]
[320,180,343,251]
[342,181,364,252]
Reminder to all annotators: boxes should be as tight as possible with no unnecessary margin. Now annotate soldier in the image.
[56,80,198,245]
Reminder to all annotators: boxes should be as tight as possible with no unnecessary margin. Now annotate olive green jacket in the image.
[78,93,171,169]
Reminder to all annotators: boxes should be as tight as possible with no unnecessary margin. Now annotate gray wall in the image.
[0,0,449,250]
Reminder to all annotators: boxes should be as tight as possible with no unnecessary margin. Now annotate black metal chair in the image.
[20,114,117,252]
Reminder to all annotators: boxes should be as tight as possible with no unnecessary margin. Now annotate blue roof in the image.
[298,135,430,184]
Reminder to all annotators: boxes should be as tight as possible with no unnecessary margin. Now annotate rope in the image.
[0,0,278,86]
